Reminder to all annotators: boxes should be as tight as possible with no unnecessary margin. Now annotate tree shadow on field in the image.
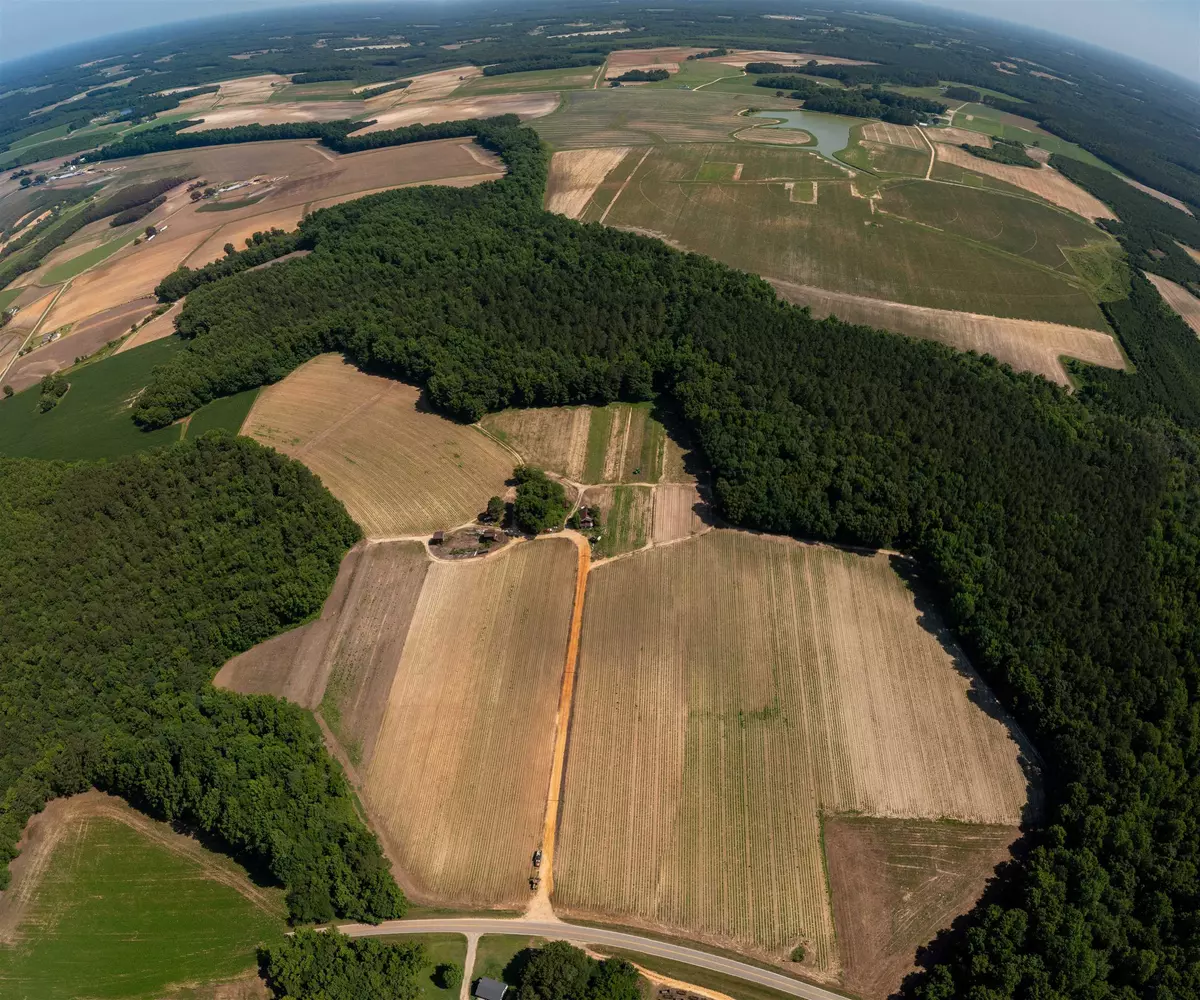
[648,397,720,529]
[888,555,1045,827]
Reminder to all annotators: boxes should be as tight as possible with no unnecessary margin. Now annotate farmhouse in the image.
[474,977,508,1000]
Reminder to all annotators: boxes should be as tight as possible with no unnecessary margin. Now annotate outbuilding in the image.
[474,977,508,1000]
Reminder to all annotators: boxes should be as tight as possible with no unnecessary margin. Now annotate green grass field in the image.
[460,65,602,95]
[584,403,614,483]
[9,123,71,150]
[950,105,1116,172]
[42,233,137,283]
[377,934,468,1000]
[882,179,1109,269]
[472,935,548,986]
[594,485,650,558]
[0,287,22,312]
[0,338,255,460]
[595,142,1108,328]
[0,814,284,1000]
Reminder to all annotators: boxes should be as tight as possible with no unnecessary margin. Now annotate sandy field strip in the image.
[555,531,1031,973]
[604,47,705,74]
[651,483,707,544]
[1146,272,1200,336]
[825,817,1018,999]
[934,143,1114,221]
[215,73,290,104]
[770,278,1124,384]
[480,406,592,479]
[388,65,482,104]
[185,206,310,267]
[860,122,924,149]
[1180,242,1200,265]
[1122,176,1194,216]
[353,93,559,133]
[546,148,633,218]
[365,539,578,906]
[114,300,183,354]
[244,354,513,536]
[926,127,993,146]
[718,49,873,68]
[180,102,364,131]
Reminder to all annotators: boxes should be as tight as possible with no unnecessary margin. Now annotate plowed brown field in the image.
[555,530,1031,976]
[365,538,578,906]
[244,354,513,536]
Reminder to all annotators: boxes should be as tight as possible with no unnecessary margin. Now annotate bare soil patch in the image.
[734,126,814,146]
[718,49,874,68]
[825,817,1018,999]
[365,538,578,907]
[1179,242,1200,266]
[353,93,559,133]
[605,47,705,75]
[116,300,183,354]
[926,127,993,147]
[934,142,1115,221]
[556,531,1033,977]
[651,483,708,544]
[244,354,513,537]
[546,147,633,218]
[1146,272,1200,336]
[180,103,363,131]
[770,278,1124,384]
[387,65,481,104]
[214,74,290,105]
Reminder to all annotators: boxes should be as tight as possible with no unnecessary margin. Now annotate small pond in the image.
[750,109,857,160]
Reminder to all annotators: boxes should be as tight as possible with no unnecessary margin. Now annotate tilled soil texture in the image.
[244,354,513,537]
[481,405,592,479]
[555,530,1033,978]
[770,278,1124,385]
[933,142,1115,221]
[352,93,560,133]
[365,538,579,907]
[824,816,1019,999]
[546,147,634,218]
[1145,271,1200,337]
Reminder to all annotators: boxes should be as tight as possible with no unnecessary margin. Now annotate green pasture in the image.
[472,935,549,986]
[950,105,1115,171]
[594,485,651,558]
[596,142,1109,330]
[0,338,255,460]
[42,232,136,283]
[0,287,22,312]
[9,123,71,150]
[460,65,602,95]
[883,179,1109,269]
[377,934,468,1000]
[864,142,929,176]
[0,815,284,1000]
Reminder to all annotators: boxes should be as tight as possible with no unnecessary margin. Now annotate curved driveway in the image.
[336,918,850,1000]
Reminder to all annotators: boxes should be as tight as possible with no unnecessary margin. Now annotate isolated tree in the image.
[2,384,12,398]
[486,495,506,522]
[144,225,157,237]
[436,963,463,990]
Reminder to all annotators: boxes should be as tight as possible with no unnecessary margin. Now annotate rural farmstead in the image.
[2,4,1200,1000]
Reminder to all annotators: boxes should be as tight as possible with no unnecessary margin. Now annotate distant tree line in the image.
[122,117,1200,997]
[481,54,604,76]
[752,75,945,124]
[613,69,668,83]
[961,138,1037,168]
[943,85,980,101]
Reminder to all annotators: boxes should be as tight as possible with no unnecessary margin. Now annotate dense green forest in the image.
[116,116,1200,997]
[0,437,403,924]
[962,138,1038,168]
[264,929,426,1000]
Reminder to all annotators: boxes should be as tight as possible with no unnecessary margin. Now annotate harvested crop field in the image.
[555,530,1032,974]
[481,405,592,480]
[366,539,578,906]
[651,482,708,544]
[770,278,1124,383]
[1122,177,1194,216]
[179,102,363,131]
[860,122,924,149]
[825,817,1018,999]
[185,205,309,267]
[596,143,1111,330]
[926,127,992,146]
[396,65,482,103]
[244,354,513,537]
[933,143,1115,221]
[545,147,633,218]
[115,300,182,354]
[352,93,559,133]
[604,47,705,74]
[1146,272,1200,336]
[717,49,874,68]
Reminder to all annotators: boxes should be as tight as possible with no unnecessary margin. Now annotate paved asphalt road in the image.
[336,918,851,1000]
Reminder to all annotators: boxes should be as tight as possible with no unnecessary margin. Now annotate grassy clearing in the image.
[584,404,614,482]
[196,194,270,212]
[43,233,137,283]
[601,143,1109,329]
[472,935,549,985]
[9,123,71,149]
[951,105,1114,171]
[376,934,468,1000]
[0,813,283,1000]
[588,484,652,558]
[597,949,799,1000]
[0,287,23,312]
[1063,241,1131,302]
[184,387,260,439]
[0,337,183,460]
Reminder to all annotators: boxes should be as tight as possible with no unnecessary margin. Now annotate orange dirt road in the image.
[538,531,591,897]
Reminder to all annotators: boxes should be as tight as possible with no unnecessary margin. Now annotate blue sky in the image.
[1,1,1197,83]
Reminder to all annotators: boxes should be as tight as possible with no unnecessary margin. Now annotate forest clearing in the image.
[554,530,1031,977]
[770,278,1125,383]
[243,354,513,537]
[364,539,578,907]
